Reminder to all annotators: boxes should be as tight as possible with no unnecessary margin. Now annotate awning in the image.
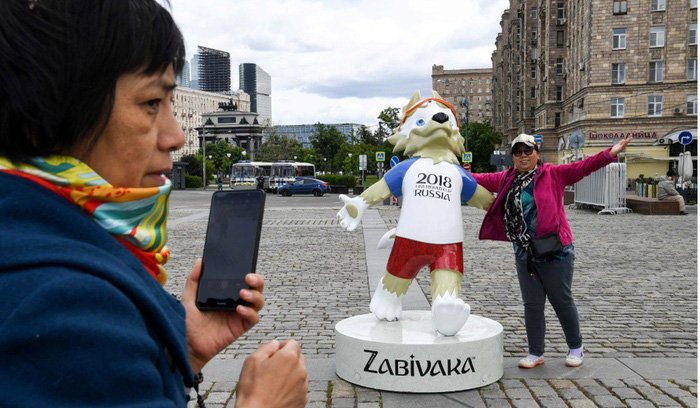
[653,128,697,145]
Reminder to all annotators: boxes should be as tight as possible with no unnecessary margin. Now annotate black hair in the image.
[667,170,676,177]
[0,0,185,162]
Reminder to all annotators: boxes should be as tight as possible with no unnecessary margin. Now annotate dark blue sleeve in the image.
[383,157,418,197]
[0,269,187,407]
[457,165,478,203]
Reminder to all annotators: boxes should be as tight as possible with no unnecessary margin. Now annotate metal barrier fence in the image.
[572,163,632,214]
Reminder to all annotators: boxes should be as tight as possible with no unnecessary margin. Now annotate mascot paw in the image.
[370,278,403,321]
[377,228,396,249]
[431,295,470,336]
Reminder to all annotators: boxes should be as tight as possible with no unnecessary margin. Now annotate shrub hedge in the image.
[316,174,356,187]
[185,174,203,188]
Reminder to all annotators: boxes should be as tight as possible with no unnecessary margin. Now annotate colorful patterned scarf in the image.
[503,167,538,248]
[0,156,171,285]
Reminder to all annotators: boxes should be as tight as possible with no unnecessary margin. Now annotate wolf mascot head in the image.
[387,91,465,165]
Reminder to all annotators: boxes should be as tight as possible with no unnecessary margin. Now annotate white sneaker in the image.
[518,355,545,368]
[565,352,584,367]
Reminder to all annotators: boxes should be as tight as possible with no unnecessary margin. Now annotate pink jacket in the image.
[472,148,616,246]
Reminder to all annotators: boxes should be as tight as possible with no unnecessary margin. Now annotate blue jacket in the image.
[0,172,194,407]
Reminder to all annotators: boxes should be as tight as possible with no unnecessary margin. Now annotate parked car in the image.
[278,177,330,197]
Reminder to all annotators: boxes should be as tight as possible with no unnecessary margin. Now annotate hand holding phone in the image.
[196,190,266,311]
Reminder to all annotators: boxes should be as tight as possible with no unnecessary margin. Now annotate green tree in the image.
[463,122,502,173]
[375,107,401,143]
[205,140,245,176]
[310,123,345,172]
[257,129,303,161]
[180,154,201,177]
[356,125,381,145]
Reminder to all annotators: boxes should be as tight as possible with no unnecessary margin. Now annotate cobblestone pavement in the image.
[166,192,697,407]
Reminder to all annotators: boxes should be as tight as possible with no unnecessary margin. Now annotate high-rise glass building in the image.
[198,46,231,93]
[189,55,200,90]
[175,60,190,88]
[239,63,272,125]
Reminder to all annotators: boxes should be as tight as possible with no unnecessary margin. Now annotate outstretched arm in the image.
[336,179,392,231]
[466,184,494,211]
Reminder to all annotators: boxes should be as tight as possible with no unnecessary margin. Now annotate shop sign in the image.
[588,131,657,140]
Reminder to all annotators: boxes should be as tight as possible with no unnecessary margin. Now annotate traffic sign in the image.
[533,134,543,143]
[462,163,471,172]
[359,154,367,170]
[390,155,400,168]
[679,131,693,146]
[376,152,385,162]
[462,152,473,163]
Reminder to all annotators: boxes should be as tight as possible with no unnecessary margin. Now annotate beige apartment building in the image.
[431,65,494,128]
[493,0,697,178]
[171,88,250,161]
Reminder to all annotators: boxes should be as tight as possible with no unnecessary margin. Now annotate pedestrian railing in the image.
[572,163,632,214]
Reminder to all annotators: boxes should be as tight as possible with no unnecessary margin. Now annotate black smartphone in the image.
[196,189,266,311]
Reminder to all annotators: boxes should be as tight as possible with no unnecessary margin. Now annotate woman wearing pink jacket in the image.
[472,134,631,369]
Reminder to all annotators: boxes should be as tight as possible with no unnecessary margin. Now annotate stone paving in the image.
[165,191,697,407]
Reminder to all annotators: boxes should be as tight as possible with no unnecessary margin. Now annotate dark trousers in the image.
[515,254,582,356]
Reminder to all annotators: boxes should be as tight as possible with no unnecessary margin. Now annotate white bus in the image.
[269,161,316,190]
[230,161,272,190]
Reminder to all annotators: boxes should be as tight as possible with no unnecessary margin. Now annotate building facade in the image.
[493,0,697,178]
[273,123,363,148]
[197,46,231,93]
[171,88,250,161]
[431,65,494,127]
[239,63,272,125]
[175,60,190,89]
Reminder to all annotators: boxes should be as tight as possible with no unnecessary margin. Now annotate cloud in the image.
[170,0,509,125]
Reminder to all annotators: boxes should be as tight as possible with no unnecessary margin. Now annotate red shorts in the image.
[386,236,463,280]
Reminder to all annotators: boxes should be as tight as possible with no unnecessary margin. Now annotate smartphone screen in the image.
[196,190,266,311]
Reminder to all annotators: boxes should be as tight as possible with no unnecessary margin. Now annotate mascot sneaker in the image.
[431,293,470,336]
[369,277,404,321]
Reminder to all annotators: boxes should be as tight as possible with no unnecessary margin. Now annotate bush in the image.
[185,174,203,188]
[316,174,356,187]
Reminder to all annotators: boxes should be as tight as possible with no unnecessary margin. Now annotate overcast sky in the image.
[171,0,509,127]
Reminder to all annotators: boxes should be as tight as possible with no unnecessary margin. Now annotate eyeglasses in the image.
[512,147,535,157]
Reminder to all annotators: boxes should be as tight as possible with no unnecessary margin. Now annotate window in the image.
[531,65,537,79]
[557,3,565,18]
[611,98,625,118]
[486,88,490,93]
[649,61,664,82]
[469,79,474,85]
[688,95,698,115]
[486,79,490,85]
[689,59,698,80]
[478,78,482,85]
[478,88,482,93]
[531,87,536,98]
[648,96,662,116]
[530,106,536,116]
[613,28,627,49]
[445,88,450,95]
[651,0,665,10]
[614,0,628,14]
[690,24,697,45]
[650,27,665,47]
[531,7,538,19]
[556,86,563,101]
[612,63,626,84]
[693,0,697,8]
[557,31,564,47]
[555,112,561,127]
[461,80,465,86]
[556,58,564,74]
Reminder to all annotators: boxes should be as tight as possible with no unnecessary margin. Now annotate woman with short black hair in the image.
[0,1,307,406]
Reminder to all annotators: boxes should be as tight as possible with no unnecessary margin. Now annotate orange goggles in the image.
[398,97,460,131]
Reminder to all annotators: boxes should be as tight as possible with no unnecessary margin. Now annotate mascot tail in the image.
[377,228,396,249]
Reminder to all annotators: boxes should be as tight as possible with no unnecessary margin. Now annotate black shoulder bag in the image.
[528,224,563,259]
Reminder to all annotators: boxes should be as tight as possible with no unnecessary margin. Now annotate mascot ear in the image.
[403,91,422,114]
[432,90,442,99]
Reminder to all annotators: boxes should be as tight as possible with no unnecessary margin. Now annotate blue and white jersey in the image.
[384,157,478,244]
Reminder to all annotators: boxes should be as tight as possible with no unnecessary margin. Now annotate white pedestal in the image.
[335,311,503,393]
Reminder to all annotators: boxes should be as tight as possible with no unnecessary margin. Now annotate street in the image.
[165,191,697,408]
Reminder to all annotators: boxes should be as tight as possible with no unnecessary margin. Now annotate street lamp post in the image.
[460,98,469,152]
[202,130,207,190]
